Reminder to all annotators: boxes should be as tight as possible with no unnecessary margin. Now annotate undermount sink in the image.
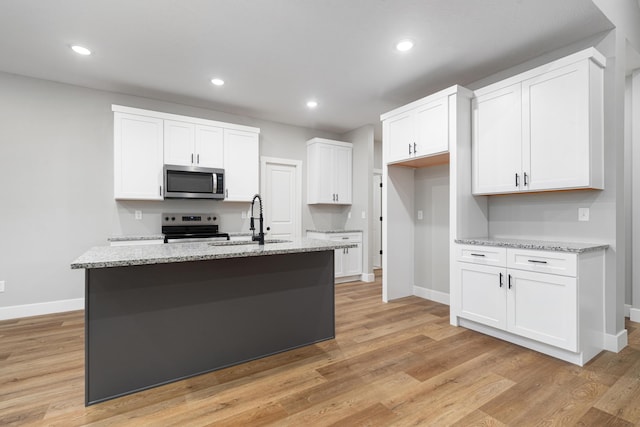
[208,239,291,247]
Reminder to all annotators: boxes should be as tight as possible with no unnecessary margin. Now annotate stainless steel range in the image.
[161,213,230,243]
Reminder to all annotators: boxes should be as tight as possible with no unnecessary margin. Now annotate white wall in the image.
[414,164,450,294]
[0,71,350,316]
[342,125,375,279]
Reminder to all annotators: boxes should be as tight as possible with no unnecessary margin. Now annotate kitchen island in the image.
[71,238,355,405]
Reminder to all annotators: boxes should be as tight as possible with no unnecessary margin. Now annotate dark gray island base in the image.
[84,250,335,405]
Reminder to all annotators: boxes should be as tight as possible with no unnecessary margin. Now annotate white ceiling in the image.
[0,0,614,138]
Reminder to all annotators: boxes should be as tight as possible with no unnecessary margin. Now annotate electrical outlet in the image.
[578,208,590,222]
[361,211,366,219]
[417,210,423,220]
[241,211,246,219]
[348,211,352,219]
[0,281,5,292]
[134,210,142,220]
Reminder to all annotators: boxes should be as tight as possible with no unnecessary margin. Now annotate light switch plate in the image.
[0,281,5,292]
[578,208,590,222]
[361,211,366,219]
[348,211,352,219]
[417,210,423,220]
[134,210,142,220]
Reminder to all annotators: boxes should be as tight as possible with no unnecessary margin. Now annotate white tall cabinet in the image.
[472,48,605,195]
[381,85,485,302]
[112,105,260,201]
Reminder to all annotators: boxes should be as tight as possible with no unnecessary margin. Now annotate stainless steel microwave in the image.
[163,165,225,200]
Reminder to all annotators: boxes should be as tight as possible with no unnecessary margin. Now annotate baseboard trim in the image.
[0,298,84,321]
[361,273,375,283]
[413,286,450,305]
[630,307,640,323]
[603,329,628,353]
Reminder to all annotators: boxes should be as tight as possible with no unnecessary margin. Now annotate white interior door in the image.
[260,157,302,240]
[372,172,382,268]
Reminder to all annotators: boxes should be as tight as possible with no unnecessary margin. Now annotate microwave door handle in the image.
[213,173,217,194]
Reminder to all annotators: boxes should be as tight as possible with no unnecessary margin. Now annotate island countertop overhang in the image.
[71,238,356,269]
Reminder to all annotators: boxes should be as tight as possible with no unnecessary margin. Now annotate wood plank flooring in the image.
[1,272,640,426]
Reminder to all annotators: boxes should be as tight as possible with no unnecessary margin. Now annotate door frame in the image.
[260,156,303,239]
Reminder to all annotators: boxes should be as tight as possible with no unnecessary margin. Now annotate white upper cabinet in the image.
[223,128,259,202]
[114,112,164,200]
[164,120,224,168]
[472,48,605,195]
[472,84,522,194]
[112,105,259,201]
[307,138,352,205]
[195,125,224,168]
[382,93,449,165]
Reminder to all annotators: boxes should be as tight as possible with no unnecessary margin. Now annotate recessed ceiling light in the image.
[396,39,414,52]
[306,100,318,109]
[211,78,225,86]
[71,45,92,56]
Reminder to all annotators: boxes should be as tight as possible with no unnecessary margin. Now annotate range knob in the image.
[207,216,212,221]
[171,217,176,221]
[164,216,169,221]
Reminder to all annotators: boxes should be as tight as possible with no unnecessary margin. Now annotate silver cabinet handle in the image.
[470,253,486,257]
[159,185,162,196]
[336,193,339,202]
[524,172,528,186]
[515,173,519,187]
[409,143,412,155]
[499,272,503,287]
[528,259,548,264]
[413,142,417,154]
[197,154,200,164]
[191,153,194,164]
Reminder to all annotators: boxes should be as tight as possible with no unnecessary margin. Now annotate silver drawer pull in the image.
[528,259,548,264]
[342,237,349,240]
[470,253,486,257]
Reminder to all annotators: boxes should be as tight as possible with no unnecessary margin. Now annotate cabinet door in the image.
[472,84,523,195]
[344,244,363,276]
[506,269,577,351]
[223,129,259,202]
[334,248,345,277]
[164,120,195,166]
[415,97,448,157]
[385,111,414,163]
[523,61,590,191]
[308,143,335,204]
[195,125,224,168]
[456,262,506,329]
[114,113,164,200]
[334,145,352,204]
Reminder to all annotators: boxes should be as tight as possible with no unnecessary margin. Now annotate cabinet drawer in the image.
[457,245,506,267]
[507,249,576,277]
[329,233,362,243]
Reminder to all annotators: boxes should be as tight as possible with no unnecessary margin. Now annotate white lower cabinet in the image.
[307,231,362,282]
[453,244,603,365]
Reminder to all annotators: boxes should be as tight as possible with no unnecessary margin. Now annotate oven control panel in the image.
[161,213,218,226]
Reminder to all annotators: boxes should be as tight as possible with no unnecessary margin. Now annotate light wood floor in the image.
[2,273,640,426]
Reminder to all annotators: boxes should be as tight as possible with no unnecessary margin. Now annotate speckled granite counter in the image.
[306,229,363,234]
[72,238,356,269]
[108,235,165,242]
[455,237,608,253]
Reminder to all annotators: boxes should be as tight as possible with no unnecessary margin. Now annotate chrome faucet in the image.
[250,194,265,245]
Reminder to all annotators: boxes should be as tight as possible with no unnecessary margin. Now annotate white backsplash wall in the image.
[0,70,345,312]
[414,164,450,294]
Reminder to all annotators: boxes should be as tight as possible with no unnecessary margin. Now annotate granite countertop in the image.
[306,229,363,234]
[71,238,356,269]
[455,237,609,254]
[108,235,165,242]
